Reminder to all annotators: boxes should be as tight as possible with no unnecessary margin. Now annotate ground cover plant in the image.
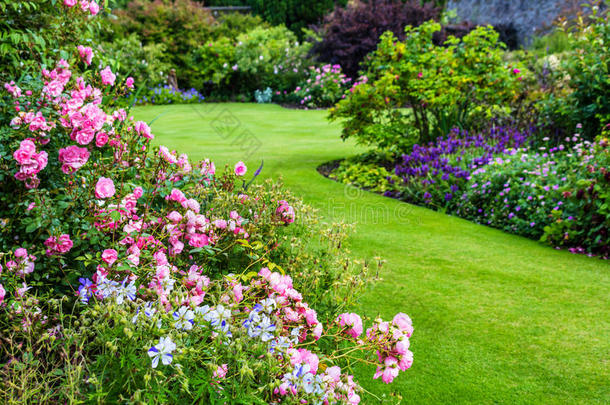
[0,2,416,402]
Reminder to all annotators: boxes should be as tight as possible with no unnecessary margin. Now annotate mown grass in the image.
[133,103,609,404]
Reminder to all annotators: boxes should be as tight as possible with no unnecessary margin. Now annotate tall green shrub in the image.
[329,21,526,152]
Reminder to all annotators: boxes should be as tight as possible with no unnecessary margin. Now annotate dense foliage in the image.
[312,0,441,78]
[330,21,526,152]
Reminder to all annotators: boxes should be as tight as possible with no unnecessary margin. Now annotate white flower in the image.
[173,306,195,331]
[148,336,176,368]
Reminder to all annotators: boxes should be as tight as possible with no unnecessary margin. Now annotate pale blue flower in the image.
[148,336,176,368]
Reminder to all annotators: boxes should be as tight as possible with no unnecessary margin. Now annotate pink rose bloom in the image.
[74,127,95,145]
[58,145,90,174]
[14,248,28,258]
[337,313,363,338]
[154,251,168,266]
[214,219,227,229]
[77,45,93,66]
[64,0,77,6]
[313,323,323,340]
[395,337,410,355]
[234,161,247,176]
[189,233,209,247]
[167,211,183,223]
[392,312,413,336]
[513,68,521,74]
[101,249,118,266]
[89,1,100,15]
[133,186,144,199]
[304,308,319,326]
[95,131,108,147]
[0,284,5,304]
[95,177,116,199]
[325,366,341,383]
[258,267,271,279]
[134,121,153,139]
[125,77,134,89]
[167,188,186,203]
[398,350,413,371]
[100,66,116,86]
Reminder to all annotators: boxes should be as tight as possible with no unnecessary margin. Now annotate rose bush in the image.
[0,2,415,402]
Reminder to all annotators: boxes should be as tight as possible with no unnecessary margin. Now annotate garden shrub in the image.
[248,0,348,39]
[99,33,171,89]
[329,21,527,153]
[536,9,609,141]
[233,26,312,93]
[291,64,352,108]
[0,0,101,83]
[0,2,415,401]
[106,0,216,89]
[312,0,441,79]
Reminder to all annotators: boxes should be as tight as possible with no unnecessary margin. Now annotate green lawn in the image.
[133,103,610,404]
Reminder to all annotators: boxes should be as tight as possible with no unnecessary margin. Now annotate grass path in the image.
[134,103,609,404]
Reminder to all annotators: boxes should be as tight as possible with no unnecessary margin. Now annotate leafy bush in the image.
[537,9,609,140]
[330,21,527,152]
[233,26,312,93]
[106,0,216,89]
[0,0,101,83]
[291,64,351,108]
[312,0,441,79]
[248,0,347,38]
[99,33,171,88]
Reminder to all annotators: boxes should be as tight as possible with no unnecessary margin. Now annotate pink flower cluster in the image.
[63,0,100,16]
[258,267,323,341]
[369,313,414,383]
[12,139,48,189]
[276,200,295,224]
[5,248,36,278]
[44,234,74,256]
[77,45,93,66]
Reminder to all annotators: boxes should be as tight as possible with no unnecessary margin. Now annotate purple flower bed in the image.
[389,127,532,204]
[135,85,205,105]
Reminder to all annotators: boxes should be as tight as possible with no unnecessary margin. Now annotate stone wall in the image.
[445,0,593,45]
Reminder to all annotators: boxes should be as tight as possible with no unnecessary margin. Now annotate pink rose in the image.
[167,211,182,223]
[125,77,134,89]
[95,131,108,147]
[14,248,27,258]
[77,45,93,66]
[0,284,5,304]
[64,0,77,6]
[134,121,153,139]
[337,313,363,338]
[234,161,247,176]
[58,145,90,174]
[74,127,95,145]
[132,186,143,199]
[95,177,115,199]
[189,233,209,248]
[100,66,116,86]
[101,249,118,266]
[89,1,99,15]
[392,312,413,336]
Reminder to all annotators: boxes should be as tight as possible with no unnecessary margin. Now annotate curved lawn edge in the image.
[316,160,608,261]
[133,103,610,404]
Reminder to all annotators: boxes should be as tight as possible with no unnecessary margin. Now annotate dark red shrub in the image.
[312,0,441,78]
